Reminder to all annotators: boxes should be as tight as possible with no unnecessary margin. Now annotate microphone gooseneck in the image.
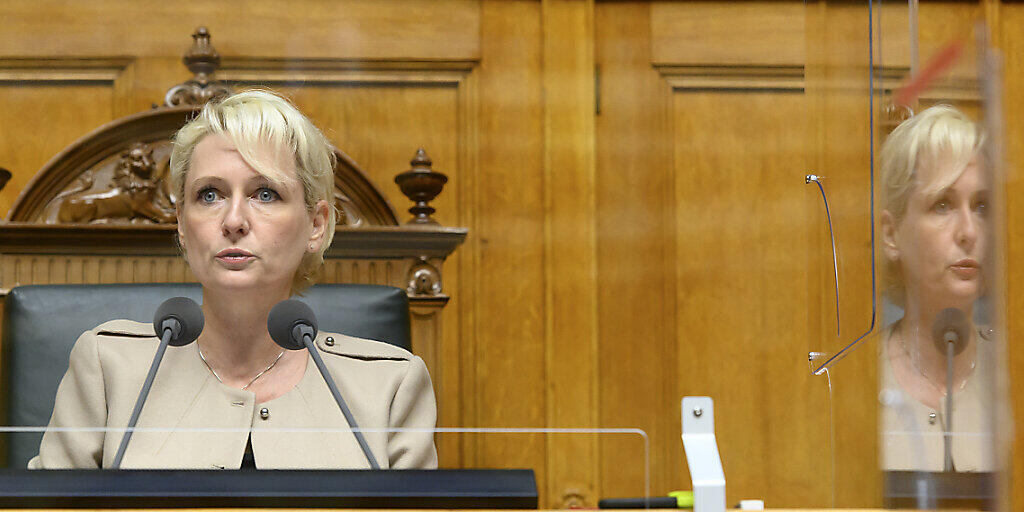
[931,307,968,473]
[111,297,203,469]
[268,299,381,470]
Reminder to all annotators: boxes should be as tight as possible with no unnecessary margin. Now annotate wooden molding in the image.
[656,65,805,92]
[0,58,131,83]
[657,64,979,100]
[872,66,981,102]
[218,58,477,86]
[0,223,467,259]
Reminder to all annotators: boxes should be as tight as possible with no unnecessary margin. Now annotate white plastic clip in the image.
[681,396,726,512]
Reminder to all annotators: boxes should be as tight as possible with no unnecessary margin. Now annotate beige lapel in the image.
[250,351,373,469]
[120,343,251,469]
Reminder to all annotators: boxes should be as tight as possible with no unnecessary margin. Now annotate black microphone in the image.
[268,299,381,469]
[111,297,203,469]
[931,307,969,472]
[932,307,969,356]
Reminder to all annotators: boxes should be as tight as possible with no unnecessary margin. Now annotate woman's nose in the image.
[221,196,251,237]
[955,205,979,248]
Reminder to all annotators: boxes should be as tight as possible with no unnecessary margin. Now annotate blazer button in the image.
[325,336,335,346]
[260,407,270,420]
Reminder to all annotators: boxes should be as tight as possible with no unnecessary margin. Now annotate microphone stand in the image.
[297,327,381,470]
[944,336,955,472]
[111,323,176,469]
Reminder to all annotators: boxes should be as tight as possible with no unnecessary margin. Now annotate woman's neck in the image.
[197,286,292,383]
[897,296,978,387]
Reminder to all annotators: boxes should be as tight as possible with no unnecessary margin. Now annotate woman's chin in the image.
[201,272,290,297]
[939,281,985,308]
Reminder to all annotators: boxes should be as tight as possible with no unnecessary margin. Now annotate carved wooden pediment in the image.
[1,26,464,305]
[4,27,433,228]
[6,105,400,227]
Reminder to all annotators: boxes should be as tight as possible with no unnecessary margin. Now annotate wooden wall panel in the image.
[471,0,546,494]
[0,83,117,217]
[272,86,461,227]
[672,90,828,507]
[542,1,599,507]
[0,0,479,60]
[997,4,1024,510]
[651,1,805,67]
[594,1,678,500]
[5,0,1024,508]
[805,3,883,507]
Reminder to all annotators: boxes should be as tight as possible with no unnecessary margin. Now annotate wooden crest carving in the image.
[7,105,397,227]
[49,142,175,224]
[6,28,404,227]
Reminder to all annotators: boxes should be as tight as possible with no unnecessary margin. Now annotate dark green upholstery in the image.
[1,283,411,468]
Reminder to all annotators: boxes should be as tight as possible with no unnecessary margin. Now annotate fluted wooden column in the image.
[542,0,599,507]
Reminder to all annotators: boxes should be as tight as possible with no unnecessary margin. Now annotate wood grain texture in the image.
[997,4,1024,511]
[471,0,547,493]
[542,0,599,508]
[594,1,679,500]
[672,90,829,507]
[0,84,115,218]
[0,0,479,60]
[805,3,881,507]
[651,1,805,67]
[5,0,1024,508]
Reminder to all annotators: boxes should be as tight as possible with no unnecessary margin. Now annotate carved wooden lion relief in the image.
[48,142,175,225]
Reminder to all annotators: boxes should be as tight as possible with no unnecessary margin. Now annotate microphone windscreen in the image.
[153,297,204,347]
[268,299,318,350]
[931,307,969,355]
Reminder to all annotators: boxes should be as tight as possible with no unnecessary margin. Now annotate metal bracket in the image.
[681,396,726,512]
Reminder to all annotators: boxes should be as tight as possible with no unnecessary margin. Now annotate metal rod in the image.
[112,328,172,469]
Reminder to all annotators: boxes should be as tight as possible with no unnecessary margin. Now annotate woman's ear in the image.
[881,209,900,262]
[175,203,186,252]
[307,199,330,252]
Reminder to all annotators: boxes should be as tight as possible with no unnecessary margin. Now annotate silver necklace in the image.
[896,327,975,395]
[198,344,286,391]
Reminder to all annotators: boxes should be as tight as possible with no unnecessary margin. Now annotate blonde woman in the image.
[878,104,992,471]
[30,90,438,469]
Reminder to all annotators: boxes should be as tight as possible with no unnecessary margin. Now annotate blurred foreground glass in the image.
[806,0,1006,509]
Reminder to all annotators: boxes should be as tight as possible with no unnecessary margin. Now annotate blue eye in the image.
[932,200,950,213]
[198,188,219,203]
[255,187,280,202]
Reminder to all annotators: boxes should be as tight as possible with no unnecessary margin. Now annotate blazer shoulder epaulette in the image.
[316,332,414,362]
[91,319,157,339]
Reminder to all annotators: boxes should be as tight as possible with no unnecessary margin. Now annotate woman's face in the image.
[177,134,328,296]
[885,157,988,308]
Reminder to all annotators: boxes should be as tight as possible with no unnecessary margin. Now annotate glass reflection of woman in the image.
[878,104,992,472]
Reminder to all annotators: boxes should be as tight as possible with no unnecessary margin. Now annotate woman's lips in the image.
[215,249,255,268]
[950,259,980,279]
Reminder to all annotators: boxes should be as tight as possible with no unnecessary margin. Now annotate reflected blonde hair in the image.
[881,104,982,221]
[880,104,984,302]
[169,89,337,294]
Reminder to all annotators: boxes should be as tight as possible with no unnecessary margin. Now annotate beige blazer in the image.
[880,326,994,472]
[28,319,438,470]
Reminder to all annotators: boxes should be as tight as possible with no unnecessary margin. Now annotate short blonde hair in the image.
[880,104,983,302]
[880,104,982,221]
[170,89,337,294]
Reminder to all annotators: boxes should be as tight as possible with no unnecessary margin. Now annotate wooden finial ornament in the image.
[394,148,448,225]
[164,27,234,107]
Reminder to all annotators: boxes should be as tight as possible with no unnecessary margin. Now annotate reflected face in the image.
[177,134,323,295]
[889,157,988,306]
